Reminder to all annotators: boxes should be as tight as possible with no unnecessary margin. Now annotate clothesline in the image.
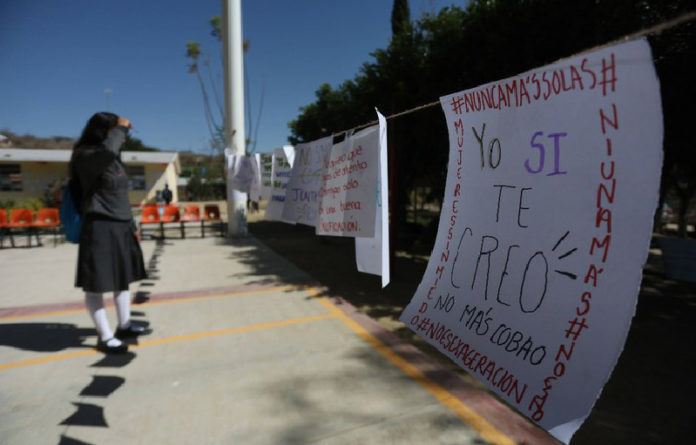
[331,10,696,138]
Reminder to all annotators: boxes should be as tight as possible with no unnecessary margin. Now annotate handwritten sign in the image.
[355,110,390,287]
[316,126,378,237]
[265,146,295,222]
[256,152,274,199]
[399,39,662,443]
[281,136,333,226]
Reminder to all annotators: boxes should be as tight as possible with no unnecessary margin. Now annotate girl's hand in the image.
[118,117,132,129]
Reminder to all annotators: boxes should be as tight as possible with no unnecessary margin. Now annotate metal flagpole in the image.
[222,0,248,235]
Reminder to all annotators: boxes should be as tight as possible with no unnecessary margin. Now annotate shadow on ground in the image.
[258,347,489,445]
[0,323,95,352]
[237,223,486,377]
[239,221,696,445]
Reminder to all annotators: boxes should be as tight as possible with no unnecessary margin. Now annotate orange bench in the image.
[7,208,40,247]
[181,204,203,238]
[161,205,184,239]
[32,207,61,246]
[139,205,163,239]
[0,209,11,248]
[202,204,224,237]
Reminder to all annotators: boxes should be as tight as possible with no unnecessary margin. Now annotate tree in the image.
[122,134,159,152]
[649,1,696,236]
[185,159,226,201]
[289,0,696,244]
[391,0,411,35]
[186,16,258,155]
[186,40,225,154]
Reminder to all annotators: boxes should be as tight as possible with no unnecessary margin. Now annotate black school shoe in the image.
[115,324,147,339]
[96,338,128,354]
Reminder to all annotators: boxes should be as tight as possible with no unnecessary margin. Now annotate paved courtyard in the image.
[0,235,552,445]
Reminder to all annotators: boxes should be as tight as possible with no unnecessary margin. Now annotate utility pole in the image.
[222,0,247,235]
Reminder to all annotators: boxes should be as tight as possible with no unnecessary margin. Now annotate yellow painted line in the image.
[0,349,99,371]
[311,290,516,445]
[0,285,297,322]
[134,312,334,348]
[0,312,334,371]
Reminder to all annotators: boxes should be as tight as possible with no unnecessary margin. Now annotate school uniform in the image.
[71,126,146,292]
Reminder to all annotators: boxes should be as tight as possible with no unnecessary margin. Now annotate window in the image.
[125,165,146,190]
[0,164,22,191]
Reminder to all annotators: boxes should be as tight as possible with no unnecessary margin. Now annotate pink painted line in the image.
[130,282,284,304]
[0,301,85,319]
[324,293,561,445]
[0,282,286,320]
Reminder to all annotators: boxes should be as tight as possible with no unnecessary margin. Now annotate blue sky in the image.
[0,0,464,154]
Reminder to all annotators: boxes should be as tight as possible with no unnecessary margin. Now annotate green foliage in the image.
[289,0,696,241]
[0,199,15,210]
[185,171,205,199]
[0,196,50,211]
[185,34,226,152]
[185,16,253,154]
[181,150,226,201]
[186,41,202,73]
[185,165,225,201]
[14,198,45,211]
[210,16,222,41]
[41,179,62,208]
[391,0,412,36]
[122,134,160,152]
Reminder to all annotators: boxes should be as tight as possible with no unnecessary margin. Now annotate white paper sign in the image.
[316,126,378,237]
[265,146,295,222]
[355,110,390,287]
[281,135,333,226]
[399,39,662,443]
[227,154,260,198]
[257,152,274,199]
[248,155,262,203]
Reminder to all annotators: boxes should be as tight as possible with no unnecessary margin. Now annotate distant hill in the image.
[0,130,224,175]
[178,150,220,166]
[0,130,161,152]
[0,130,74,149]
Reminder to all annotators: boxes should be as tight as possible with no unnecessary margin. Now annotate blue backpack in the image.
[60,180,82,243]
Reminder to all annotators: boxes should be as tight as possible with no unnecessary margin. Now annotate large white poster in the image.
[355,110,390,287]
[316,125,378,237]
[399,39,662,443]
[281,135,333,226]
[265,146,295,222]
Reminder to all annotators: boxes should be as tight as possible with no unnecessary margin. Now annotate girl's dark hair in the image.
[74,112,119,149]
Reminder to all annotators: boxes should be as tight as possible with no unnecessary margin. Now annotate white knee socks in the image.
[85,292,123,347]
[114,290,131,330]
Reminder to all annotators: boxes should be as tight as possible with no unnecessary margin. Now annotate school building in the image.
[0,148,180,206]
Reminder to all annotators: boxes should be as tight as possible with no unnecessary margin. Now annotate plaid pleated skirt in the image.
[76,214,147,293]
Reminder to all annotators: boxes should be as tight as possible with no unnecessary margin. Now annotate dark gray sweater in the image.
[71,126,135,226]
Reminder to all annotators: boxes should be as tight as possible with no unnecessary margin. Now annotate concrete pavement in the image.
[0,234,553,445]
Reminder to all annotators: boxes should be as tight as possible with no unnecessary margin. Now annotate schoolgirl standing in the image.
[70,112,147,353]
